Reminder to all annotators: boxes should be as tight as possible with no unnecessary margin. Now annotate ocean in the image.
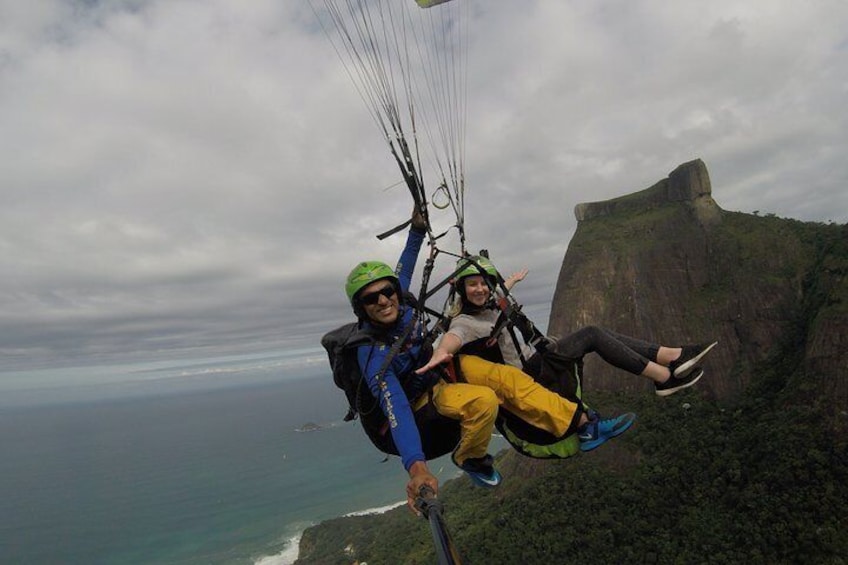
[0,350,464,564]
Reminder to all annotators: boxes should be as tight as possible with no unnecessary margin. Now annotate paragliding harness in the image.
[450,255,588,460]
[456,330,587,459]
[499,348,586,459]
[321,293,461,460]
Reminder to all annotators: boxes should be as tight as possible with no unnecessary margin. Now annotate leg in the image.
[600,329,664,363]
[606,331,717,372]
[555,326,676,384]
[427,380,498,466]
[458,355,639,453]
[458,355,581,438]
[592,329,694,369]
[656,346,683,367]
[605,330,715,382]
[554,326,655,375]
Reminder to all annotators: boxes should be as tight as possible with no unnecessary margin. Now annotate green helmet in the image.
[345,261,398,304]
[455,255,498,282]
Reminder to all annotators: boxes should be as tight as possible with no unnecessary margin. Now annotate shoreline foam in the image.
[254,499,405,564]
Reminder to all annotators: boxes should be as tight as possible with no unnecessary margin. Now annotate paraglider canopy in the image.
[310,0,468,253]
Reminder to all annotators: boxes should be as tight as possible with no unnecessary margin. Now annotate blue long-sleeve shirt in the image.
[355,227,427,471]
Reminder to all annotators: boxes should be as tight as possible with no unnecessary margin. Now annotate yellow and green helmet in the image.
[345,261,398,305]
[455,255,498,282]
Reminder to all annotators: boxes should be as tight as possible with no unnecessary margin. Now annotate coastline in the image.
[253,448,478,564]
[344,500,406,517]
[254,536,300,565]
[253,500,406,565]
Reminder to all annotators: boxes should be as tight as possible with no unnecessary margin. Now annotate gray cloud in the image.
[1,0,846,372]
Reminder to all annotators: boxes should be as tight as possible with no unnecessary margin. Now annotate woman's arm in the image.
[503,268,528,291]
[414,331,462,374]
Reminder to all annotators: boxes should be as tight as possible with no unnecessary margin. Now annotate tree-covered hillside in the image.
[297,353,847,564]
[297,163,847,564]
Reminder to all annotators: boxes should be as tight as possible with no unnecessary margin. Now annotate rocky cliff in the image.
[549,159,847,406]
[296,159,848,564]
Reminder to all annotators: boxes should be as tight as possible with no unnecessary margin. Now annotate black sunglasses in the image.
[359,285,397,305]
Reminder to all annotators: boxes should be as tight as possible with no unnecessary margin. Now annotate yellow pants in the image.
[417,355,580,465]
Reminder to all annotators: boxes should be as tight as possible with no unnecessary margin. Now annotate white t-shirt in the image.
[446,307,533,368]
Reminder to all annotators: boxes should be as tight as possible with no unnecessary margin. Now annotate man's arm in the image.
[359,344,439,513]
[358,345,426,471]
[395,226,425,292]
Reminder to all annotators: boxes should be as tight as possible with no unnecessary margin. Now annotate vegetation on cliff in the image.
[296,353,848,563]
[296,162,847,563]
[552,170,847,400]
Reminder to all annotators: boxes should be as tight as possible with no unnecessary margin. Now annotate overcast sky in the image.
[1,0,846,373]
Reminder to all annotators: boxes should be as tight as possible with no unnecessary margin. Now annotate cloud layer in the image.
[2,0,846,370]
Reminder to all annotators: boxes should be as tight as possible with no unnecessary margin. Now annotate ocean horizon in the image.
[0,350,468,564]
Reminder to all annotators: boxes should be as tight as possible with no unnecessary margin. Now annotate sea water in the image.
[0,351,463,564]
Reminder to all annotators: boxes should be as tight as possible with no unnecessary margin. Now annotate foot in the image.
[655,366,704,397]
[669,341,717,378]
[578,410,636,452]
[453,454,501,488]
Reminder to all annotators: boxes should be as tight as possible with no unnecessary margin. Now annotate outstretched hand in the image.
[504,268,528,291]
[415,349,453,374]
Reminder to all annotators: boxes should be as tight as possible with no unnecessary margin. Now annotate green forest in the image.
[297,357,847,564]
[297,219,847,564]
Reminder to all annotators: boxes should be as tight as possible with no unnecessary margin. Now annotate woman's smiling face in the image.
[463,275,490,307]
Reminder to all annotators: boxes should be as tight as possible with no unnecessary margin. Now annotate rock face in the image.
[549,159,847,402]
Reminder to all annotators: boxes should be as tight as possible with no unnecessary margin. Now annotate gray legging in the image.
[552,326,658,376]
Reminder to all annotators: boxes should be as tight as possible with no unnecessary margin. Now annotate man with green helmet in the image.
[341,221,581,508]
[340,222,611,507]
[345,260,404,325]
[341,208,508,511]
[342,207,572,506]
[337,205,716,512]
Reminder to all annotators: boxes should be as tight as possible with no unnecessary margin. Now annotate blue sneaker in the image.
[452,454,502,488]
[578,411,636,452]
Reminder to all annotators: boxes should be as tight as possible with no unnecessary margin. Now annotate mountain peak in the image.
[574,158,717,223]
[552,159,847,402]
